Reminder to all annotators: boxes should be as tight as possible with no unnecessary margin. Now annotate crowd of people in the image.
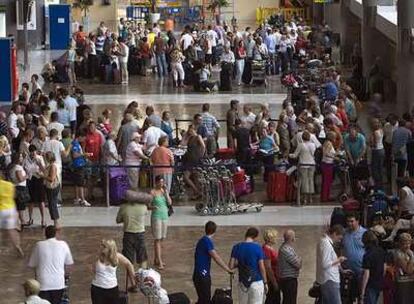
[1,14,413,304]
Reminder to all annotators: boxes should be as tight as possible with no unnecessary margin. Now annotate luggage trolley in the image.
[251,60,267,87]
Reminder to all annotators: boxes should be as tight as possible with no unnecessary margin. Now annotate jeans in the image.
[238,281,264,304]
[39,289,64,304]
[371,149,384,188]
[363,287,380,304]
[46,186,60,220]
[156,53,168,77]
[236,59,245,84]
[193,273,211,304]
[320,280,341,304]
[279,278,297,304]
[171,62,184,81]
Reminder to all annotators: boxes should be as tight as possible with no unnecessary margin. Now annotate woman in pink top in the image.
[151,136,174,192]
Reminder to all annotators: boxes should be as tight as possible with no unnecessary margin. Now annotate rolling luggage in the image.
[216,148,235,160]
[219,63,233,91]
[267,171,288,203]
[103,64,113,84]
[109,168,129,205]
[168,292,191,304]
[342,199,360,212]
[212,274,233,304]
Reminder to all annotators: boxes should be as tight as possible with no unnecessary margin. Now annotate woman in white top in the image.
[91,239,135,304]
[321,132,337,202]
[125,132,149,190]
[42,152,61,228]
[9,152,30,227]
[290,131,316,205]
[369,118,385,188]
[67,42,77,85]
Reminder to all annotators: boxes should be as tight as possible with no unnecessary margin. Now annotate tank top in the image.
[44,164,60,189]
[372,129,384,150]
[92,260,118,289]
[151,194,168,221]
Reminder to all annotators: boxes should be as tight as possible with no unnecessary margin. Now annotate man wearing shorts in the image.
[0,176,23,257]
[71,131,91,207]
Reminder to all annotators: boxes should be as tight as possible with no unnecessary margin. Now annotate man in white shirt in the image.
[8,103,22,140]
[61,88,78,133]
[240,105,256,130]
[42,129,71,175]
[28,226,74,304]
[180,30,194,51]
[291,124,322,149]
[47,112,65,140]
[118,37,130,85]
[316,225,346,304]
[143,120,166,155]
[125,132,149,190]
[220,45,235,64]
[207,25,218,48]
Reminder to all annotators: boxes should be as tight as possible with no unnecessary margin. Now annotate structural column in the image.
[397,0,414,114]
[361,0,378,77]
[340,0,352,63]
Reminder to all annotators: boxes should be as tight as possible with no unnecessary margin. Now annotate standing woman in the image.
[151,175,172,270]
[369,118,385,188]
[91,239,136,304]
[289,131,317,205]
[43,152,61,228]
[320,131,337,202]
[8,152,30,227]
[262,229,281,304]
[23,145,46,227]
[235,40,246,86]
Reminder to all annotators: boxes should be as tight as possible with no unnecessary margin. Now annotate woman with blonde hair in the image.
[262,229,280,304]
[42,152,61,228]
[91,239,136,304]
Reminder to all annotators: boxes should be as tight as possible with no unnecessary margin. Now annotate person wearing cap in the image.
[125,132,149,190]
[21,279,51,304]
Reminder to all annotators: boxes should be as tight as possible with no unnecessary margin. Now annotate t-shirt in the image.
[64,96,79,122]
[125,141,143,166]
[231,242,265,283]
[71,139,86,168]
[151,146,173,175]
[143,127,166,155]
[103,139,119,166]
[344,133,366,161]
[85,131,103,162]
[42,139,65,168]
[9,165,27,187]
[194,236,215,278]
[116,203,148,233]
[362,246,385,290]
[28,238,74,291]
[342,226,367,276]
[180,33,194,50]
[233,127,250,151]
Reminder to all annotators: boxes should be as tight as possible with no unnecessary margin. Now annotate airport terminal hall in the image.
[1,0,414,303]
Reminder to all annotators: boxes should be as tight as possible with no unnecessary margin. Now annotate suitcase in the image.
[286,174,297,202]
[216,148,235,160]
[232,170,246,184]
[219,63,232,91]
[330,207,346,228]
[267,171,287,202]
[104,64,113,84]
[168,292,191,304]
[212,274,233,304]
[342,199,360,212]
[234,181,247,197]
[109,168,129,205]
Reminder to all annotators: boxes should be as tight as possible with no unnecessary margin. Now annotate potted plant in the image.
[207,0,229,25]
[148,0,160,24]
[72,0,93,32]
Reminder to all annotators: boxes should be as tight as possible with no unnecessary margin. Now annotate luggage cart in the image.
[195,166,263,215]
[251,60,267,87]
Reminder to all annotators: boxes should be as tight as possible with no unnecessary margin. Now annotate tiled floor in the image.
[2,226,323,304]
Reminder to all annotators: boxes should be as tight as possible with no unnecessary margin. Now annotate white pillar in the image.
[361,0,378,77]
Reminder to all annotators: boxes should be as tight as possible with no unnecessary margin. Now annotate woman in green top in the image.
[151,175,172,270]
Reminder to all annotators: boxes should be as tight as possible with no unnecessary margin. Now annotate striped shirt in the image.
[201,112,220,137]
[278,242,302,279]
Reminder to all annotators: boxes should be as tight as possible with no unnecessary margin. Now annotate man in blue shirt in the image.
[342,212,367,302]
[344,126,366,166]
[71,131,91,207]
[229,227,267,304]
[324,76,339,102]
[193,221,232,304]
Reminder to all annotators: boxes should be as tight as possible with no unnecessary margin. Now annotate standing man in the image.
[229,227,267,304]
[201,103,220,140]
[278,229,302,304]
[193,221,233,304]
[316,225,346,304]
[61,88,78,134]
[28,226,74,304]
[226,99,239,149]
[118,37,130,85]
[342,212,367,302]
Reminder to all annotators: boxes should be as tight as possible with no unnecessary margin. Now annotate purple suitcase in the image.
[109,168,129,205]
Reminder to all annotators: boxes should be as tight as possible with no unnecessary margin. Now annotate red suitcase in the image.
[267,171,287,203]
[216,148,235,160]
[232,169,246,184]
[234,181,247,197]
[342,199,360,212]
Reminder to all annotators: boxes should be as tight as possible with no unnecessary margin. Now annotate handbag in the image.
[308,281,321,298]
[168,204,174,217]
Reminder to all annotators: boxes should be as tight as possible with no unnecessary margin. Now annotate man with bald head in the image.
[278,229,302,304]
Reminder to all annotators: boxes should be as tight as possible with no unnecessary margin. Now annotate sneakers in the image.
[73,198,81,205]
[81,200,91,207]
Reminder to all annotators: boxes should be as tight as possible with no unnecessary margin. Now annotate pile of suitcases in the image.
[233,169,253,198]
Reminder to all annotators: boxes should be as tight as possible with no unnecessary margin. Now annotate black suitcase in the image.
[219,63,233,91]
[211,274,233,304]
[242,60,252,84]
[168,292,190,304]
